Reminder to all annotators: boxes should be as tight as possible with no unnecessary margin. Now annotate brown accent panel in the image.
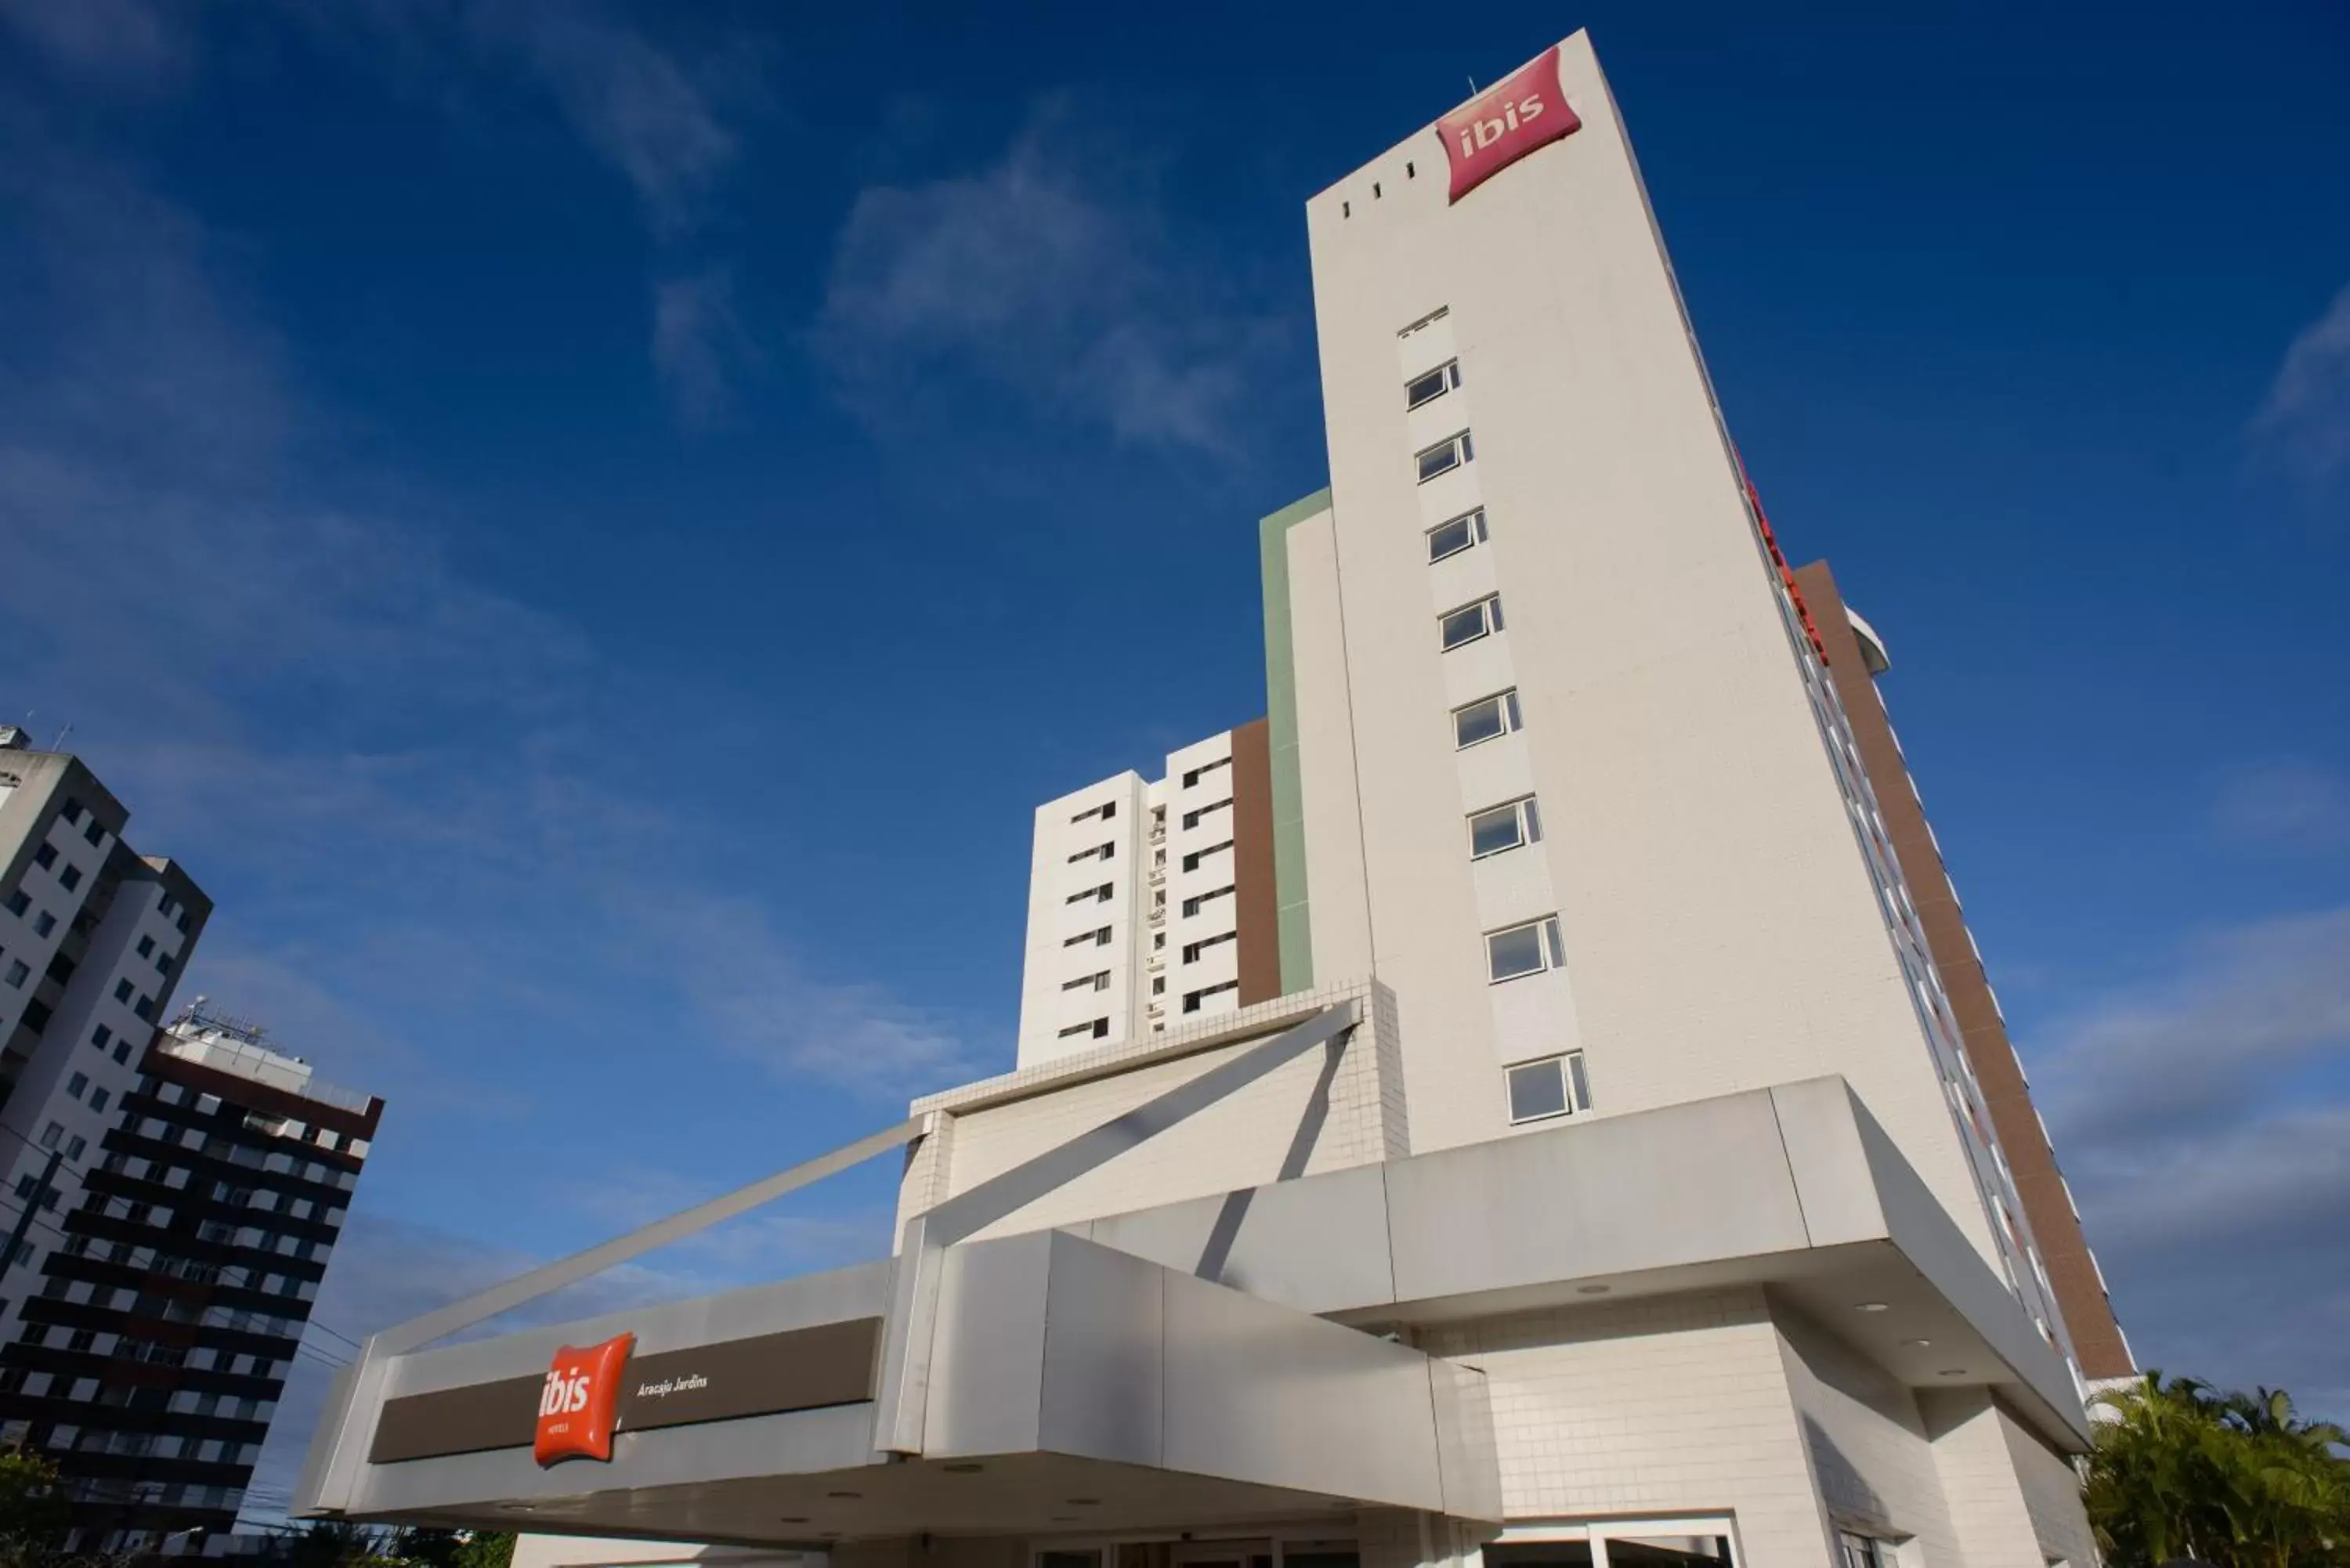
[1793,561,2134,1379]
[368,1317,882,1464]
[1229,717,1282,1006]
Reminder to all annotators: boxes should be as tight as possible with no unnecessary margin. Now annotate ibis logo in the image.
[533,1332,634,1466]
[1437,47,1581,204]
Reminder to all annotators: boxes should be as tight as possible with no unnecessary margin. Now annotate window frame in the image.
[1405,359,1462,410]
[1426,508,1488,563]
[1467,797,1542,860]
[1439,594,1505,652]
[1484,915,1568,984]
[1505,1053,1589,1124]
[1452,689,1525,750]
[1415,431,1473,483]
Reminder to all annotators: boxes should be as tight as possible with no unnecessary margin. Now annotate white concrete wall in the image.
[1418,1289,1833,1568]
[1014,772,1148,1068]
[1295,31,2006,1276]
[1284,503,1376,992]
[1772,1308,1961,1563]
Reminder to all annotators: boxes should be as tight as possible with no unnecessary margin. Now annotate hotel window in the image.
[1484,915,1567,982]
[1183,979,1239,1013]
[1065,883,1113,905]
[32,912,54,938]
[58,865,80,891]
[1838,1534,1889,1568]
[1063,926,1112,948]
[1440,594,1504,651]
[1506,1052,1591,1124]
[1181,757,1231,789]
[67,1073,87,1100]
[1448,691,1523,752]
[1416,431,1473,483]
[1181,840,1233,873]
[89,1089,107,1114]
[3,891,25,917]
[1181,885,1235,918]
[1061,971,1111,992]
[137,935,155,959]
[5,961,27,989]
[114,978,133,1002]
[1469,797,1542,859]
[82,818,103,846]
[1067,841,1114,863]
[1405,359,1462,410]
[1426,508,1488,563]
[1058,1018,1110,1041]
[1069,799,1115,823]
[1182,930,1236,963]
[60,799,81,825]
[1181,798,1231,830]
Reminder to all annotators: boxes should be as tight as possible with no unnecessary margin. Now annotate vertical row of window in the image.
[1402,338,1593,1130]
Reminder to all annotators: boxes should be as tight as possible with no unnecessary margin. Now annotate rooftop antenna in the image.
[1467,76,1478,95]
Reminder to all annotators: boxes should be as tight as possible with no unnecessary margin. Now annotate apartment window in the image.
[2,891,25,918]
[1058,1018,1110,1041]
[1426,508,1488,563]
[33,844,56,870]
[58,865,80,891]
[111,1039,129,1064]
[133,995,152,1021]
[113,978,133,1003]
[1837,1533,1889,1568]
[1506,1052,1591,1124]
[82,819,103,847]
[1439,594,1505,651]
[38,1122,62,1151]
[136,936,154,959]
[1452,690,1525,750]
[1405,359,1462,410]
[1485,916,1568,982]
[1065,883,1113,905]
[1469,797,1543,859]
[1067,841,1115,863]
[1181,885,1235,919]
[1061,971,1111,993]
[60,799,81,825]
[1069,799,1115,824]
[1181,840,1233,873]
[1153,931,1166,950]
[89,1089,107,1114]
[1063,927,1112,948]
[66,1073,87,1100]
[1182,930,1237,963]
[1183,980,1239,1013]
[5,960,27,989]
[31,911,54,938]
[156,952,174,976]
[1151,977,1166,995]
[1416,431,1473,483]
[1180,798,1231,831]
[1180,756,1231,789]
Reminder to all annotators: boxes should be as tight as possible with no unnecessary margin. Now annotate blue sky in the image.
[2,0,2346,1512]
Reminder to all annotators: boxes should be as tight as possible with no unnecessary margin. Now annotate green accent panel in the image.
[1260,487,1332,995]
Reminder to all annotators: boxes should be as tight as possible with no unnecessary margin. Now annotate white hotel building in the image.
[298,32,2128,1568]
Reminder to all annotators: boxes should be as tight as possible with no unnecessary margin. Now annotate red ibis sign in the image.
[534,1333,633,1466]
[1438,48,1581,204]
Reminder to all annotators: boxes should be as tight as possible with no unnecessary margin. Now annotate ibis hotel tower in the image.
[298,33,2117,1568]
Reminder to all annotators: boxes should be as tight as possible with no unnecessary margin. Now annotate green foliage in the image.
[0,1446,70,1568]
[392,1530,470,1568]
[451,1533,516,1568]
[2089,1372,2350,1568]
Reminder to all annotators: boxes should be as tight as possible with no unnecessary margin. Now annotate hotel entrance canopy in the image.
[294,999,2087,1548]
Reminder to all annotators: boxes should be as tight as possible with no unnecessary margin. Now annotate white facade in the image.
[1014,730,1248,1068]
[0,732,209,1341]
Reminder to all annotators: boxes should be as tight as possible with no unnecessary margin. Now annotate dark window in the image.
[92,1024,111,1050]
[1182,930,1237,963]
[5,961,28,989]
[133,995,153,1021]
[1181,840,1233,873]
[1182,980,1240,1014]
[136,936,154,959]
[3,891,26,917]
[1180,757,1231,789]
[1426,509,1488,563]
[1180,886,1235,918]
[1452,690,1523,750]
[31,912,53,938]
[1416,432,1472,482]
[157,953,174,976]
[89,1089,108,1114]
[67,1072,87,1100]
[1405,359,1461,410]
[82,819,102,847]
[33,844,56,870]
[114,979,133,1003]
[58,865,79,891]
[1440,594,1504,651]
[60,799,81,825]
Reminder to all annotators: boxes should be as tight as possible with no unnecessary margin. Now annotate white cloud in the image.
[814,107,1282,457]
[652,266,749,427]
[2030,906,2350,1147]
[2255,281,2350,483]
[2214,758,2350,854]
[2031,907,2350,1410]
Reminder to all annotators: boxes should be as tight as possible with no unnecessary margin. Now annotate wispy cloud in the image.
[2032,907,2350,1409]
[813,103,1285,457]
[2254,282,2350,484]
[2214,757,2350,854]
[652,266,750,428]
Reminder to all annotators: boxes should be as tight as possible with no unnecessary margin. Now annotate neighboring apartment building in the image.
[298,33,2118,1568]
[1014,727,1283,1065]
[0,1008,381,1555]
[0,724,212,1330]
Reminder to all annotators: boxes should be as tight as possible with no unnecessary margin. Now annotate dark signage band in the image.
[369,1317,882,1465]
